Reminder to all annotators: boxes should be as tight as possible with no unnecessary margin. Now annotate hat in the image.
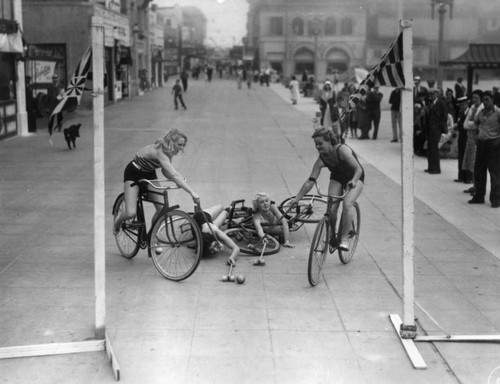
[414,76,421,81]
[457,96,468,104]
[324,80,332,86]
[428,87,439,93]
[52,74,58,80]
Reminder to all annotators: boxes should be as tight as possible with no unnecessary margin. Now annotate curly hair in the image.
[252,192,270,211]
[311,127,338,146]
[154,129,187,156]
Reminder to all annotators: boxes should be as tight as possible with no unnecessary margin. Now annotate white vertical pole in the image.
[92,16,106,340]
[13,0,28,136]
[400,19,416,338]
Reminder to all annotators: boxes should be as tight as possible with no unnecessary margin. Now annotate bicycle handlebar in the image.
[138,179,182,190]
[313,181,351,200]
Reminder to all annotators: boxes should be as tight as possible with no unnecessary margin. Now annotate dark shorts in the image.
[123,161,157,183]
[192,211,213,230]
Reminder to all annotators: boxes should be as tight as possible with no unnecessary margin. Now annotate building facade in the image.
[0,0,27,140]
[247,0,500,82]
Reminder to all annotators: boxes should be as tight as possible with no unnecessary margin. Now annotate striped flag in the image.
[341,32,405,121]
[48,46,92,135]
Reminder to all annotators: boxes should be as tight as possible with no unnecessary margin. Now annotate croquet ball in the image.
[236,275,245,284]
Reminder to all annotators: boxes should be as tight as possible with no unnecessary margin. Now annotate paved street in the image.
[1,77,499,384]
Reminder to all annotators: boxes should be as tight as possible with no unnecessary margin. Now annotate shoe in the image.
[453,179,464,183]
[424,169,429,172]
[329,237,338,248]
[113,225,120,236]
[155,247,163,255]
[463,187,475,194]
[491,202,500,208]
[428,171,441,174]
[338,240,349,252]
[468,198,484,204]
[391,139,398,143]
[463,180,473,184]
[358,136,369,140]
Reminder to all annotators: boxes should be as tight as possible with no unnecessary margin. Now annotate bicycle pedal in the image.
[129,221,145,229]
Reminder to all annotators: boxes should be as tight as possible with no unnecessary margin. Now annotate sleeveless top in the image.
[133,154,161,172]
[254,208,278,226]
[319,144,365,186]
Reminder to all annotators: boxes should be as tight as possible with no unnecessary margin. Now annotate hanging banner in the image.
[0,31,23,53]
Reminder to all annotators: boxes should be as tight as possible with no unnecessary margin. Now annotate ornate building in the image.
[247,0,500,82]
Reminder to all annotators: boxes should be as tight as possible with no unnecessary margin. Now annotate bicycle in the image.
[222,194,328,256]
[112,179,203,281]
[223,199,281,256]
[307,183,361,286]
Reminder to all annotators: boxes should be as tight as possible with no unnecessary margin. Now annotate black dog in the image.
[63,123,81,150]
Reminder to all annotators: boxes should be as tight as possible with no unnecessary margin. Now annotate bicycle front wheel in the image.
[338,202,361,264]
[308,217,329,286]
[149,210,202,281]
[279,195,328,224]
[224,227,280,255]
[113,193,141,259]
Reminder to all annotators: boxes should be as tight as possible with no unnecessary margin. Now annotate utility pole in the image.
[431,0,453,89]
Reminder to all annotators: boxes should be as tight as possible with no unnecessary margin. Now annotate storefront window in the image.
[0,53,15,101]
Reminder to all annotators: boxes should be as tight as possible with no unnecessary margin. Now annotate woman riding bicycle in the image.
[291,127,364,251]
[113,128,200,235]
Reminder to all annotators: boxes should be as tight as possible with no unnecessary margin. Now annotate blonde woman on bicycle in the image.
[291,128,364,251]
[113,129,200,235]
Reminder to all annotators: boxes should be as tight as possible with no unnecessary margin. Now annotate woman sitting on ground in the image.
[192,205,240,265]
[252,192,294,248]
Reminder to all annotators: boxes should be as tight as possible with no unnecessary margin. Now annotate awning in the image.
[440,44,500,68]
[0,19,23,53]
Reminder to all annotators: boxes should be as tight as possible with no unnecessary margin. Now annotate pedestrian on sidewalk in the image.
[347,83,359,139]
[113,129,200,235]
[462,90,484,194]
[424,87,448,174]
[318,80,340,139]
[454,96,472,183]
[469,91,500,208]
[180,70,189,92]
[289,75,300,105]
[172,79,187,110]
[365,85,383,140]
[389,88,402,142]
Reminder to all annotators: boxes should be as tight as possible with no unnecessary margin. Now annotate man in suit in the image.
[425,88,448,174]
[454,77,466,99]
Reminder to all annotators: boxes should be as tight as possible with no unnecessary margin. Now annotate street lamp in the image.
[431,0,453,89]
[309,14,322,81]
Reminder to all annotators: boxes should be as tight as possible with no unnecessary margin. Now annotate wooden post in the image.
[13,0,28,136]
[92,16,106,340]
[399,19,416,339]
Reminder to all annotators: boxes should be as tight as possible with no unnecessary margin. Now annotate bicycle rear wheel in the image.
[224,227,280,255]
[339,202,360,264]
[279,195,328,224]
[149,210,202,281]
[308,217,329,286]
[113,193,142,259]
